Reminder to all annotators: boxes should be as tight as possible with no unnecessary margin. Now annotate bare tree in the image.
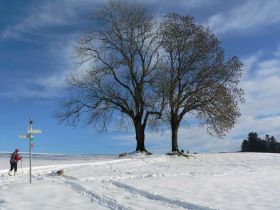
[160,14,244,153]
[56,0,163,153]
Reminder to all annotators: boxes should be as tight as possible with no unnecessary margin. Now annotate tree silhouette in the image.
[56,1,163,153]
[241,132,280,153]
[160,14,244,153]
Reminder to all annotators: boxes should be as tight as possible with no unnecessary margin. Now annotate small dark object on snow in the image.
[166,151,189,158]
[181,149,184,153]
[145,151,152,155]
[57,170,64,176]
[119,152,128,157]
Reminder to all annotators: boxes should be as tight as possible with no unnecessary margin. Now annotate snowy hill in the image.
[0,152,279,210]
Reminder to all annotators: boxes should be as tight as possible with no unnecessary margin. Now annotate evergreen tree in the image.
[241,132,280,153]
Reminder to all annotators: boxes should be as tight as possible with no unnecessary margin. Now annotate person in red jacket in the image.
[8,149,21,176]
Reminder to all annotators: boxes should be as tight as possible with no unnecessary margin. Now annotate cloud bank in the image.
[205,0,280,35]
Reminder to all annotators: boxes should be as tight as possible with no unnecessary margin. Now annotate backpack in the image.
[10,152,16,163]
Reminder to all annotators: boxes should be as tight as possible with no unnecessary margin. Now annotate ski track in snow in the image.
[112,181,217,210]
[36,167,206,209]
[65,180,131,210]
[63,176,214,210]
[34,168,194,209]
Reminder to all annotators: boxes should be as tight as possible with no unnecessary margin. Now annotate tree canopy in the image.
[56,1,244,154]
[56,0,163,153]
[159,14,244,152]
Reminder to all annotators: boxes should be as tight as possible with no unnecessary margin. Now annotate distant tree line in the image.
[241,132,280,153]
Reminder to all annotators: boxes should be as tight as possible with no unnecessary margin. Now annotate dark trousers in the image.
[10,162,17,172]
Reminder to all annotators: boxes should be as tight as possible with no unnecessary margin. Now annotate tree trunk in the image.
[171,116,179,152]
[134,121,146,152]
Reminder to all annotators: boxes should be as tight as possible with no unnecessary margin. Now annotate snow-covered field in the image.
[0,152,280,210]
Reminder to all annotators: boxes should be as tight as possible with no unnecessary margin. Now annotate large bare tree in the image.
[56,1,163,153]
[160,14,244,153]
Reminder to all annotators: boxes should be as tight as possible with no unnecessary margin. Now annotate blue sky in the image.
[1,0,280,154]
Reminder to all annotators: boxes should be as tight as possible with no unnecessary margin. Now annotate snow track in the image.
[65,180,131,210]
[29,156,217,210]
[112,181,217,210]
[62,174,191,210]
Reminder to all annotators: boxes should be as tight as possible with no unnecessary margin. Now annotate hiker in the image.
[8,149,22,176]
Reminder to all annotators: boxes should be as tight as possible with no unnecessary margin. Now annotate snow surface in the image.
[0,152,280,210]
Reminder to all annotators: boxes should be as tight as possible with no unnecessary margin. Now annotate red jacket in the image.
[14,153,20,161]
[10,152,20,163]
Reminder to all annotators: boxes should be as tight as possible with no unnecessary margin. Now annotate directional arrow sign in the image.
[28,129,42,134]
[19,134,28,139]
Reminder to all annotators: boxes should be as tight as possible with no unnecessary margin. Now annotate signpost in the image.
[19,117,42,184]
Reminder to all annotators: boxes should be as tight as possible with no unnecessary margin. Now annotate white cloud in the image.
[242,50,263,76]
[256,59,280,77]
[205,0,280,34]
[37,73,68,90]
[1,85,63,99]
[4,0,279,39]
[1,74,67,99]
[1,0,222,40]
[2,2,73,39]
[273,44,280,57]
[1,0,97,39]
[222,51,280,148]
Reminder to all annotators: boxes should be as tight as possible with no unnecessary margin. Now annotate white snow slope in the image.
[0,152,280,210]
